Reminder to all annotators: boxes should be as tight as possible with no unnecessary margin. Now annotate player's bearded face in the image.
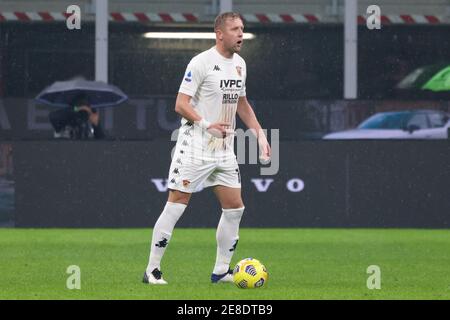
[221,18,244,53]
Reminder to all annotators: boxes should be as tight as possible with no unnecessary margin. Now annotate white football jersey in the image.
[178,46,247,159]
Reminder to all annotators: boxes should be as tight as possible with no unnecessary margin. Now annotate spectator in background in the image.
[49,93,105,139]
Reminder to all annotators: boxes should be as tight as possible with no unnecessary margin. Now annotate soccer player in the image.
[143,12,271,285]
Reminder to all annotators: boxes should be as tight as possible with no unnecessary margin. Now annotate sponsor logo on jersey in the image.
[220,79,242,89]
[222,93,240,104]
[220,80,242,103]
[213,65,221,71]
[236,66,242,77]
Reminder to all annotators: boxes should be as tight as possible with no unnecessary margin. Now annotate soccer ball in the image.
[233,258,268,289]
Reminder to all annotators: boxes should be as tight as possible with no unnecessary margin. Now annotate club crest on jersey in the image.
[236,66,242,77]
[184,71,192,82]
[183,180,191,187]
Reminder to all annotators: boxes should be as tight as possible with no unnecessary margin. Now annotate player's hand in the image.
[258,135,271,164]
[207,122,234,138]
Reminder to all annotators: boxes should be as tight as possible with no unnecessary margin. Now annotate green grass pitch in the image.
[0,228,449,299]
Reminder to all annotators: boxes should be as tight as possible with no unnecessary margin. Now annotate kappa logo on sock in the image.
[229,239,239,252]
[155,238,168,248]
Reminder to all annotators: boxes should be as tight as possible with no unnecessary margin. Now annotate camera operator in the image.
[49,94,105,140]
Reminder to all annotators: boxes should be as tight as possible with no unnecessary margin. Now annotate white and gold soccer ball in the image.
[233,258,268,289]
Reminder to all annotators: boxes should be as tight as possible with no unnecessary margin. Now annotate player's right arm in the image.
[175,93,231,138]
[174,92,202,123]
[177,55,232,138]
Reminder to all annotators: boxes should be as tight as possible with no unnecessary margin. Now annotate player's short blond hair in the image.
[214,12,243,31]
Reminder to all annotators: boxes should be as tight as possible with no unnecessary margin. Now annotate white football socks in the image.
[213,207,245,275]
[146,202,187,274]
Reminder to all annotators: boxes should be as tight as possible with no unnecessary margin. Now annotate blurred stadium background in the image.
[1,0,449,227]
[0,0,450,299]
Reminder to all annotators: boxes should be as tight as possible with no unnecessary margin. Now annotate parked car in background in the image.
[323,110,450,140]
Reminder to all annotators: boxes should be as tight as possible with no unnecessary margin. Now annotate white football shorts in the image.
[167,147,242,193]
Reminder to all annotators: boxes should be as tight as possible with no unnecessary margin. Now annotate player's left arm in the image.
[237,96,271,159]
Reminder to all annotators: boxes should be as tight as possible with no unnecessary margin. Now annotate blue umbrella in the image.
[35,78,128,108]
